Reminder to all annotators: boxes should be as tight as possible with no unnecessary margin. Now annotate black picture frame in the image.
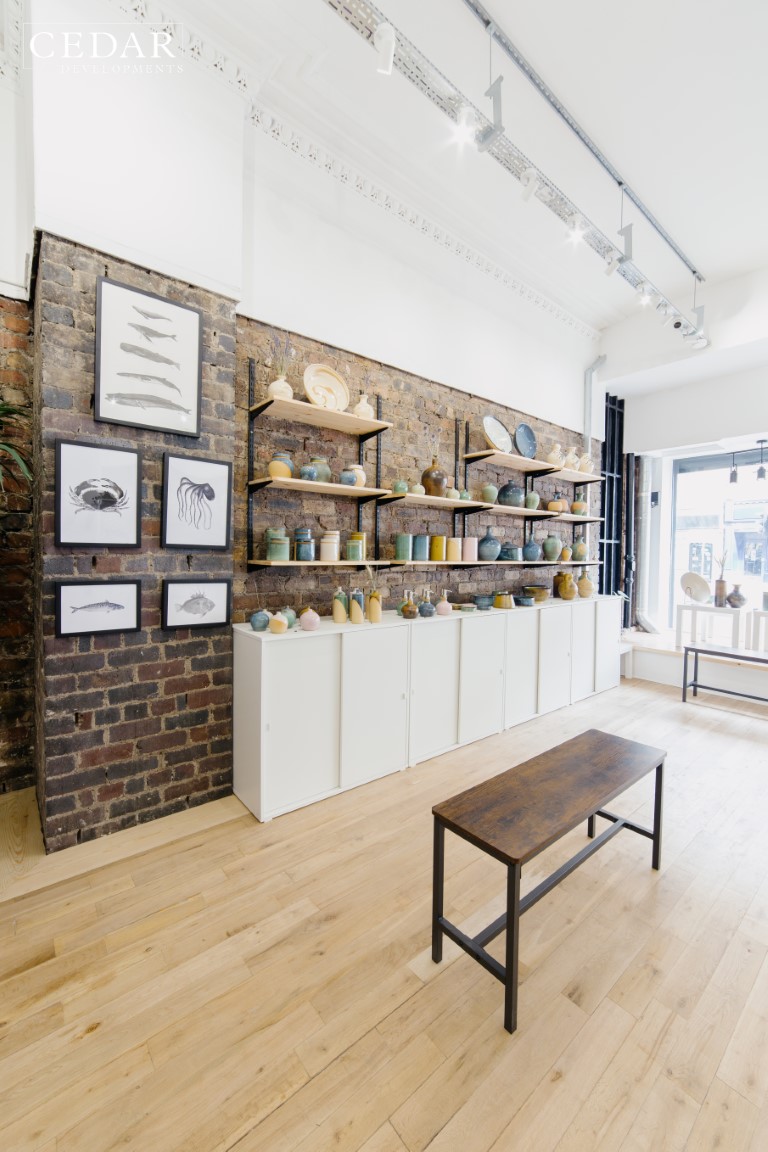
[162,578,232,630]
[161,452,232,551]
[55,580,142,638]
[95,277,203,438]
[55,438,141,549]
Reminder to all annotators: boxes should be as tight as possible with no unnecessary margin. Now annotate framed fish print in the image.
[162,578,232,630]
[161,453,232,551]
[95,277,203,437]
[55,580,142,638]
[55,439,141,548]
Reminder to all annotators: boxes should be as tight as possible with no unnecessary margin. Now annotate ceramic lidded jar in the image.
[497,482,526,508]
[478,527,502,561]
[299,464,318,482]
[348,463,366,488]
[339,466,357,486]
[268,451,294,478]
[421,457,448,498]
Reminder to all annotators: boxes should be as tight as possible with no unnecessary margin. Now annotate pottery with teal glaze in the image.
[299,464,317,481]
[478,527,502,561]
[250,609,270,632]
[413,534,430,561]
[392,479,409,494]
[498,482,525,508]
[542,534,563,562]
[339,467,357,486]
[523,536,542,561]
[482,483,498,504]
[310,456,332,483]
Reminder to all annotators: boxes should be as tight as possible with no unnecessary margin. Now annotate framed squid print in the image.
[95,277,203,437]
[55,439,141,548]
[161,452,232,551]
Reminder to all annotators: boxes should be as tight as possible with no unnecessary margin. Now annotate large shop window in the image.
[672,451,768,620]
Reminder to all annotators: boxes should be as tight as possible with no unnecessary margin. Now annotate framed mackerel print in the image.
[95,277,203,437]
[55,580,142,638]
[161,453,232,551]
[55,439,141,548]
[162,578,231,630]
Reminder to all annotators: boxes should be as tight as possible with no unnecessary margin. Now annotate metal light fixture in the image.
[758,439,766,481]
[373,22,396,75]
[730,453,738,484]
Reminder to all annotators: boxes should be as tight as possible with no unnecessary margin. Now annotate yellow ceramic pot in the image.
[577,569,594,598]
[559,573,578,600]
[560,545,572,562]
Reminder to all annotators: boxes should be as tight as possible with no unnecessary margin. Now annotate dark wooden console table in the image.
[682,642,768,705]
[431,728,665,1033]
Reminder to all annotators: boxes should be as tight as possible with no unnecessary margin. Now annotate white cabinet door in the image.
[570,600,597,702]
[262,635,341,817]
[537,605,572,715]
[504,609,539,727]
[458,614,506,745]
[595,597,622,692]
[409,619,460,765]
[341,625,409,788]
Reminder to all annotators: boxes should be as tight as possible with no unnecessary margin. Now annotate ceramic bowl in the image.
[523,585,550,603]
[514,595,535,607]
[459,603,477,612]
[473,594,495,610]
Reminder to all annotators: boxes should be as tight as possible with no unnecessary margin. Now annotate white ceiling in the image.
[173,0,768,380]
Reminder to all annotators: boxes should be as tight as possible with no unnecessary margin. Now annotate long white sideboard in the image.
[233,597,622,822]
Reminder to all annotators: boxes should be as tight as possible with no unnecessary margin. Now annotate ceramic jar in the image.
[523,536,542,562]
[446,487,460,501]
[553,571,567,598]
[250,609,270,631]
[429,535,446,561]
[563,446,580,470]
[499,542,521,561]
[478,527,502,561]
[547,492,566,513]
[395,533,413,561]
[353,394,375,419]
[267,375,293,401]
[482,483,499,504]
[462,536,478,562]
[267,535,290,561]
[344,537,363,561]
[279,606,297,629]
[546,442,564,466]
[525,490,540,510]
[269,611,289,634]
[299,464,318,482]
[577,569,594,598]
[319,531,340,562]
[410,483,426,496]
[293,527,315,562]
[542,534,563,562]
[339,467,357,486]
[578,455,595,473]
[559,573,578,600]
[366,589,383,623]
[268,451,294,479]
[498,482,526,508]
[392,479,409,494]
[332,587,348,622]
[493,592,514,609]
[348,463,366,488]
[349,531,366,559]
[310,456,332,483]
[560,544,572,562]
[299,607,320,630]
[413,534,430,561]
[571,489,588,516]
[572,536,588,562]
[421,457,448,498]
[726,584,747,608]
[446,537,462,562]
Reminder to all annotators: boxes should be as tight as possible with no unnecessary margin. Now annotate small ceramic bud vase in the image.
[349,589,365,624]
[572,536,588,562]
[250,609,271,632]
[332,588,348,622]
[353,393,375,419]
[267,375,293,401]
[299,607,320,630]
[269,611,289,634]
[367,589,383,623]
[577,569,594,598]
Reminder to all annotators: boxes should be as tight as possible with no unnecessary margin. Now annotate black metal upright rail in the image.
[600,395,624,600]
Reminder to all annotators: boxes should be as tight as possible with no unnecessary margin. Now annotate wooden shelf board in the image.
[553,514,603,524]
[485,505,560,520]
[249,476,390,499]
[250,396,392,436]
[463,450,557,475]
[377,492,490,511]
[547,466,602,485]
[248,560,391,568]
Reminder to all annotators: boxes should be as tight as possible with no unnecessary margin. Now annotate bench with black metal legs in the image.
[682,642,768,705]
[431,728,665,1034]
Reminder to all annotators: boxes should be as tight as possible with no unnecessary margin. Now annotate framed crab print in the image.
[161,453,232,551]
[95,277,203,438]
[55,439,141,548]
[162,578,232,630]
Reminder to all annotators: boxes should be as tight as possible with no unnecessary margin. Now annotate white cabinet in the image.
[537,605,572,715]
[595,596,622,692]
[458,614,506,745]
[570,600,597,703]
[233,628,341,821]
[341,625,409,788]
[409,618,460,765]
[504,609,539,727]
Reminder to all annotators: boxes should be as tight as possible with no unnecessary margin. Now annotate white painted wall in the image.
[241,123,597,432]
[624,366,768,455]
[28,0,244,299]
[0,81,33,298]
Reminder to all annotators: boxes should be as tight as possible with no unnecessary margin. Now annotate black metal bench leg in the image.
[682,648,688,702]
[652,760,664,870]
[504,862,521,1033]
[587,814,595,838]
[432,818,444,963]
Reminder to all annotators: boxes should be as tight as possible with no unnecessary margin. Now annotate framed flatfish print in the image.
[162,578,232,630]
[95,277,203,437]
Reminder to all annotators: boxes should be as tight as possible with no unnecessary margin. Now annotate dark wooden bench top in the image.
[432,728,666,868]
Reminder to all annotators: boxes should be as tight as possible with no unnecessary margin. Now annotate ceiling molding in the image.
[0,0,22,91]
[248,102,599,343]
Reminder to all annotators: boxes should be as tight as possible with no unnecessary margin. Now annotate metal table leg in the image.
[504,862,521,1033]
[652,760,664,870]
[432,818,444,963]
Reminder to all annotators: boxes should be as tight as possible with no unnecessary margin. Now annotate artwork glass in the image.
[162,579,231,629]
[55,580,141,638]
[162,453,232,551]
[55,439,141,548]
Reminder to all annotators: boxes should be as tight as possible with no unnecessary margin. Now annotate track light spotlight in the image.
[758,439,766,481]
[452,106,477,145]
[604,252,622,276]
[730,453,738,484]
[637,282,652,306]
[520,168,539,201]
[567,215,585,244]
[373,22,396,75]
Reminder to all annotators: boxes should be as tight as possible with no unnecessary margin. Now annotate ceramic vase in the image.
[546,443,564,466]
[542,534,562,562]
[310,456,332,483]
[446,487,460,501]
[560,544,572,562]
[726,584,747,608]
[280,606,297,629]
[498,482,526,508]
[478,527,502,561]
[353,393,375,419]
[299,607,320,630]
[268,451,294,478]
[410,483,426,496]
[349,589,365,624]
[577,569,594,599]
[269,611,289,634]
[367,590,383,623]
[392,479,409,494]
[547,492,566,512]
[571,490,587,515]
[421,456,448,498]
[523,537,542,562]
[332,588,348,622]
[563,446,580,470]
[714,578,727,607]
[572,536,588,562]
[250,609,270,632]
[525,490,540,510]
[299,464,317,481]
[559,573,578,600]
[482,483,499,504]
[267,375,293,401]
[578,455,595,473]
[339,467,357,486]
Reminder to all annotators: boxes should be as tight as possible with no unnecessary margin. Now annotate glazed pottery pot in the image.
[299,464,318,481]
[542,534,563,562]
[269,611,289,634]
[349,589,365,624]
[546,443,564,466]
[339,467,357,486]
[268,451,294,479]
[525,490,540,510]
[563,446,580,470]
[332,588,348,622]
[267,375,293,401]
[514,595,534,607]
[459,489,471,500]
[571,493,587,515]
[409,483,426,496]
[498,482,526,508]
[367,590,383,623]
[577,569,594,598]
[310,456,332,483]
[547,492,566,513]
[413,534,430,561]
[446,537,462,562]
[499,542,523,562]
[344,538,363,561]
[462,537,478,562]
[319,532,340,562]
[578,455,595,473]
[392,479,409,494]
[482,483,499,504]
[353,393,375,419]
[493,592,514,609]
[726,584,747,608]
[349,531,367,559]
[474,594,494,610]
[421,457,448,498]
[299,607,320,630]
[294,530,315,562]
[280,606,297,629]
[553,571,567,598]
[266,537,290,561]
[560,544,572,562]
[523,585,549,603]
[250,609,270,632]
[572,536,588,562]
[559,573,578,600]
[523,537,542,562]
[395,533,413,561]
[430,535,447,561]
[348,464,366,487]
[446,487,460,501]
[478,527,502,561]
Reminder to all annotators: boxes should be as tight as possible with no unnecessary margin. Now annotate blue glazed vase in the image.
[497,482,526,508]
[299,464,318,481]
[250,610,270,632]
[523,537,542,561]
[478,527,501,561]
[339,468,357,486]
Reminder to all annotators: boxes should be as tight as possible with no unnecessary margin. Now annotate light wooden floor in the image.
[1,681,767,1152]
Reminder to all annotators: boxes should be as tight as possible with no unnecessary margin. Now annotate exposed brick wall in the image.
[35,235,236,851]
[234,317,602,619]
[0,296,35,792]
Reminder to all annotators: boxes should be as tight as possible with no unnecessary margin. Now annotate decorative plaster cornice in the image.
[248,104,599,343]
[0,0,22,91]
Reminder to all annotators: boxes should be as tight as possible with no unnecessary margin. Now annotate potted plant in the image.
[0,403,32,491]
[714,553,727,607]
